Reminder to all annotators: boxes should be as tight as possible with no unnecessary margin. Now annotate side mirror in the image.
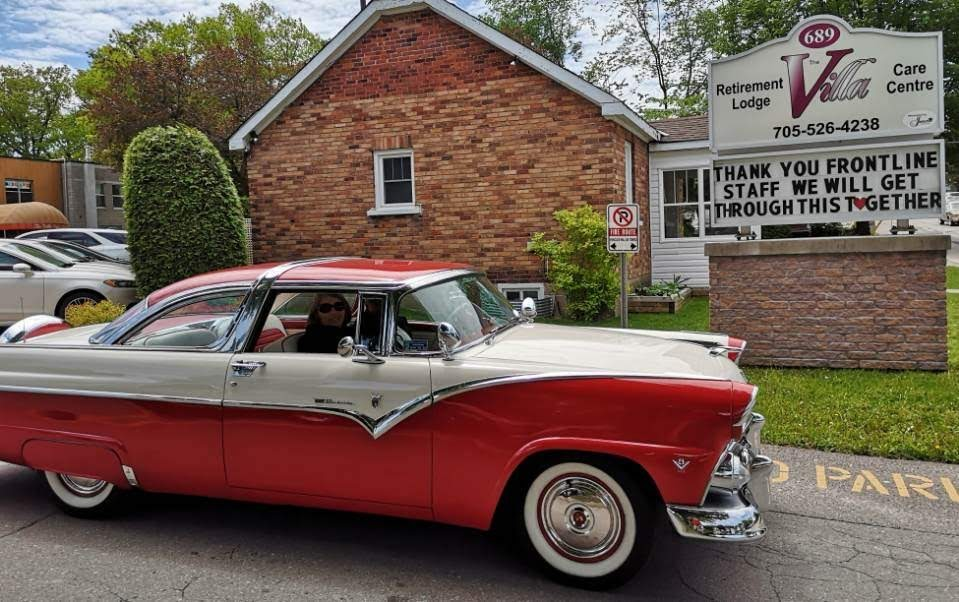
[12,263,32,275]
[437,321,461,361]
[521,297,537,321]
[337,335,384,365]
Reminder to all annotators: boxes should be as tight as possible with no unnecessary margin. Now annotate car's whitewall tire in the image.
[521,461,652,589]
[43,471,121,517]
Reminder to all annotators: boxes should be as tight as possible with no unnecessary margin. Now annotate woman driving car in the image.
[298,293,351,353]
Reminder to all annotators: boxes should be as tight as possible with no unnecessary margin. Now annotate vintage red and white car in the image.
[0,258,769,589]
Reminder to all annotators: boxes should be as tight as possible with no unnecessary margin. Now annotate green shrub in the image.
[528,205,618,321]
[636,275,689,297]
[123,125,247,297]
[65,300,127,327]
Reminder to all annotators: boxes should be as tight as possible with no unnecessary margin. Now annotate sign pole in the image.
[620,254,628,328]
[607,203,640,330]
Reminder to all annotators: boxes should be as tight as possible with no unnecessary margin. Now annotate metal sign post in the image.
[607,204,641,329]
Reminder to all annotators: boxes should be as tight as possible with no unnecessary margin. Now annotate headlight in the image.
[103,279,136,288]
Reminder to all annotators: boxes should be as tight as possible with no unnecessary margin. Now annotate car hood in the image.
[54,263,135,278]
[473,323,745,382]
[25,324,104,346]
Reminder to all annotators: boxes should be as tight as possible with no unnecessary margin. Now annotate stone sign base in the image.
[705,235,951,371]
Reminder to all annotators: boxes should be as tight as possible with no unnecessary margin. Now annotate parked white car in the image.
[0,242,137,326]
[942,193,959,226]
[17,228,129,261]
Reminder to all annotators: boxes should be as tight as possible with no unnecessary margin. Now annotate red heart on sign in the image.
[853,197,867,210]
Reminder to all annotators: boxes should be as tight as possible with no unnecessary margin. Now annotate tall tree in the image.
[76,2,324,193]
[705,0,959,184]
[0,65,90,160]
[481,0,587,66]
[583,0,714,119]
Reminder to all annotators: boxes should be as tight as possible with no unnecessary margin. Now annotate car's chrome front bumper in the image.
[666,413,772,542]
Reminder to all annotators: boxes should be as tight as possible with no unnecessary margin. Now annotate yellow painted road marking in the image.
[816,465,851,489]
[943,477,959,503]
[851,470,889,495]
[771,460,789,483]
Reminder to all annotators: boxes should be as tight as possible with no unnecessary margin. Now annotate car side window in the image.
[0,251,20,271]
[247,290,386,355]
[122,293,245,348]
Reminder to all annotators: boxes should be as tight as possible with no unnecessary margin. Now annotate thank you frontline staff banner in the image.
[711,141,944,226]
[709,15,943,153]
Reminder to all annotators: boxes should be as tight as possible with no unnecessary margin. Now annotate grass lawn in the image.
[949,265,958,289]
[546,285,959,464]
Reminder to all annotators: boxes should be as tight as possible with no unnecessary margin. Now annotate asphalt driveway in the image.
[0,444,957,601]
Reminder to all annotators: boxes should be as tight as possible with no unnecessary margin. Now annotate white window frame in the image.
[109,182,123,210]
[497,282,546,301]
[659,167,741,241]
[624,141,634,204]
[4,179,32,203]
[368,149,421,217]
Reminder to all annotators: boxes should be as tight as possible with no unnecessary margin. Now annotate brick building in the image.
[229,0,661,297]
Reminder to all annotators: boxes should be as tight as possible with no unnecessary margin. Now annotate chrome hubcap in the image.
[58,474,108,497]
[539,476,623,560]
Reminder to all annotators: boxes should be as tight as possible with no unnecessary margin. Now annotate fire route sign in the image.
[606,204,640,253]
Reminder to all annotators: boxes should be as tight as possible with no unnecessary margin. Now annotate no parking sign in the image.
[606,204,640,253]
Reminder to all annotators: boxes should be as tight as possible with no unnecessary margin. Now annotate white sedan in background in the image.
[0,242,137,326]
[17,228,129,262]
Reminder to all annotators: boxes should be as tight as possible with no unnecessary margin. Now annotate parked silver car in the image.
[17,228,129,261]
[0,242,137,326]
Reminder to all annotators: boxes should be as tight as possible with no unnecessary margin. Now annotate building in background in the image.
[0,153,124,235]
[230,0,659,297]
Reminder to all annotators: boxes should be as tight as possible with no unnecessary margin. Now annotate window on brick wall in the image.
[369,149,421,217]
[111,183,123,209]
[4,179,33,203]
[661,168,738,239]
[96,183,106,208]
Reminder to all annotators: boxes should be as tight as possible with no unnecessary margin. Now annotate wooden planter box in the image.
[628,287,691,314]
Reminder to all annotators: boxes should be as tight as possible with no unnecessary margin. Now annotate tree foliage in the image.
[481,0,587,66]
[123,125,247,297]
[528,205,619,321]
[583,0,713,119]
[77,2,325,193]
[0,64,90,160]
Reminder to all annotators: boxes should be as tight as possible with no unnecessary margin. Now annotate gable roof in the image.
[647,115,709,142]
[228,0,660,151]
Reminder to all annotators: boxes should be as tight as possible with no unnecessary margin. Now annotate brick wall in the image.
[707,237,950,371]
[247,9,650,284]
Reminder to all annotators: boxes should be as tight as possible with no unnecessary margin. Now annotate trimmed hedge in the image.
[123,125,247,297]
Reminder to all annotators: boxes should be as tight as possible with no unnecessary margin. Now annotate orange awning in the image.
[0,202,69,231]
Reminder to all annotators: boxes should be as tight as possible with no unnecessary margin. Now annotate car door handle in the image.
[231,360,266,377]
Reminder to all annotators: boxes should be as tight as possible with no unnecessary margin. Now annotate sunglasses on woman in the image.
[317,302,348,313]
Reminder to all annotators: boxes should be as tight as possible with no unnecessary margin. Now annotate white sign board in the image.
[711,140,945,226]
[709,15,943,153]
[607,204,640,253]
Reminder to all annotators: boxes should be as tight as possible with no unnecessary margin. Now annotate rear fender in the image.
[21,439,129,488]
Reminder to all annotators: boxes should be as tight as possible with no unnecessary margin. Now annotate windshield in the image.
[97,231,127,244]
[395,274,516,352]
[39,241,91,261]
[3,243,73,268]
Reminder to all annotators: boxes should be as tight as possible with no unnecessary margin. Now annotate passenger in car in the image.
[298,293,351,353]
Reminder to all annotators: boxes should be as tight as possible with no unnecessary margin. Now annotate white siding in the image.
[649,146,737,289]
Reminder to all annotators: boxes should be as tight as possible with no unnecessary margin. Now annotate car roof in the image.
[146,258,474,306]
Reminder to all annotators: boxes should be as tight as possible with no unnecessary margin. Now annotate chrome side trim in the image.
[222,371,726,440]
[0,384,222,407]
[223,392,434,440]
[431,371,725,405]
[121,465,139,487]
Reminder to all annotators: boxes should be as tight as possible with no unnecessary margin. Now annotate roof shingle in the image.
[649,115,709,143]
